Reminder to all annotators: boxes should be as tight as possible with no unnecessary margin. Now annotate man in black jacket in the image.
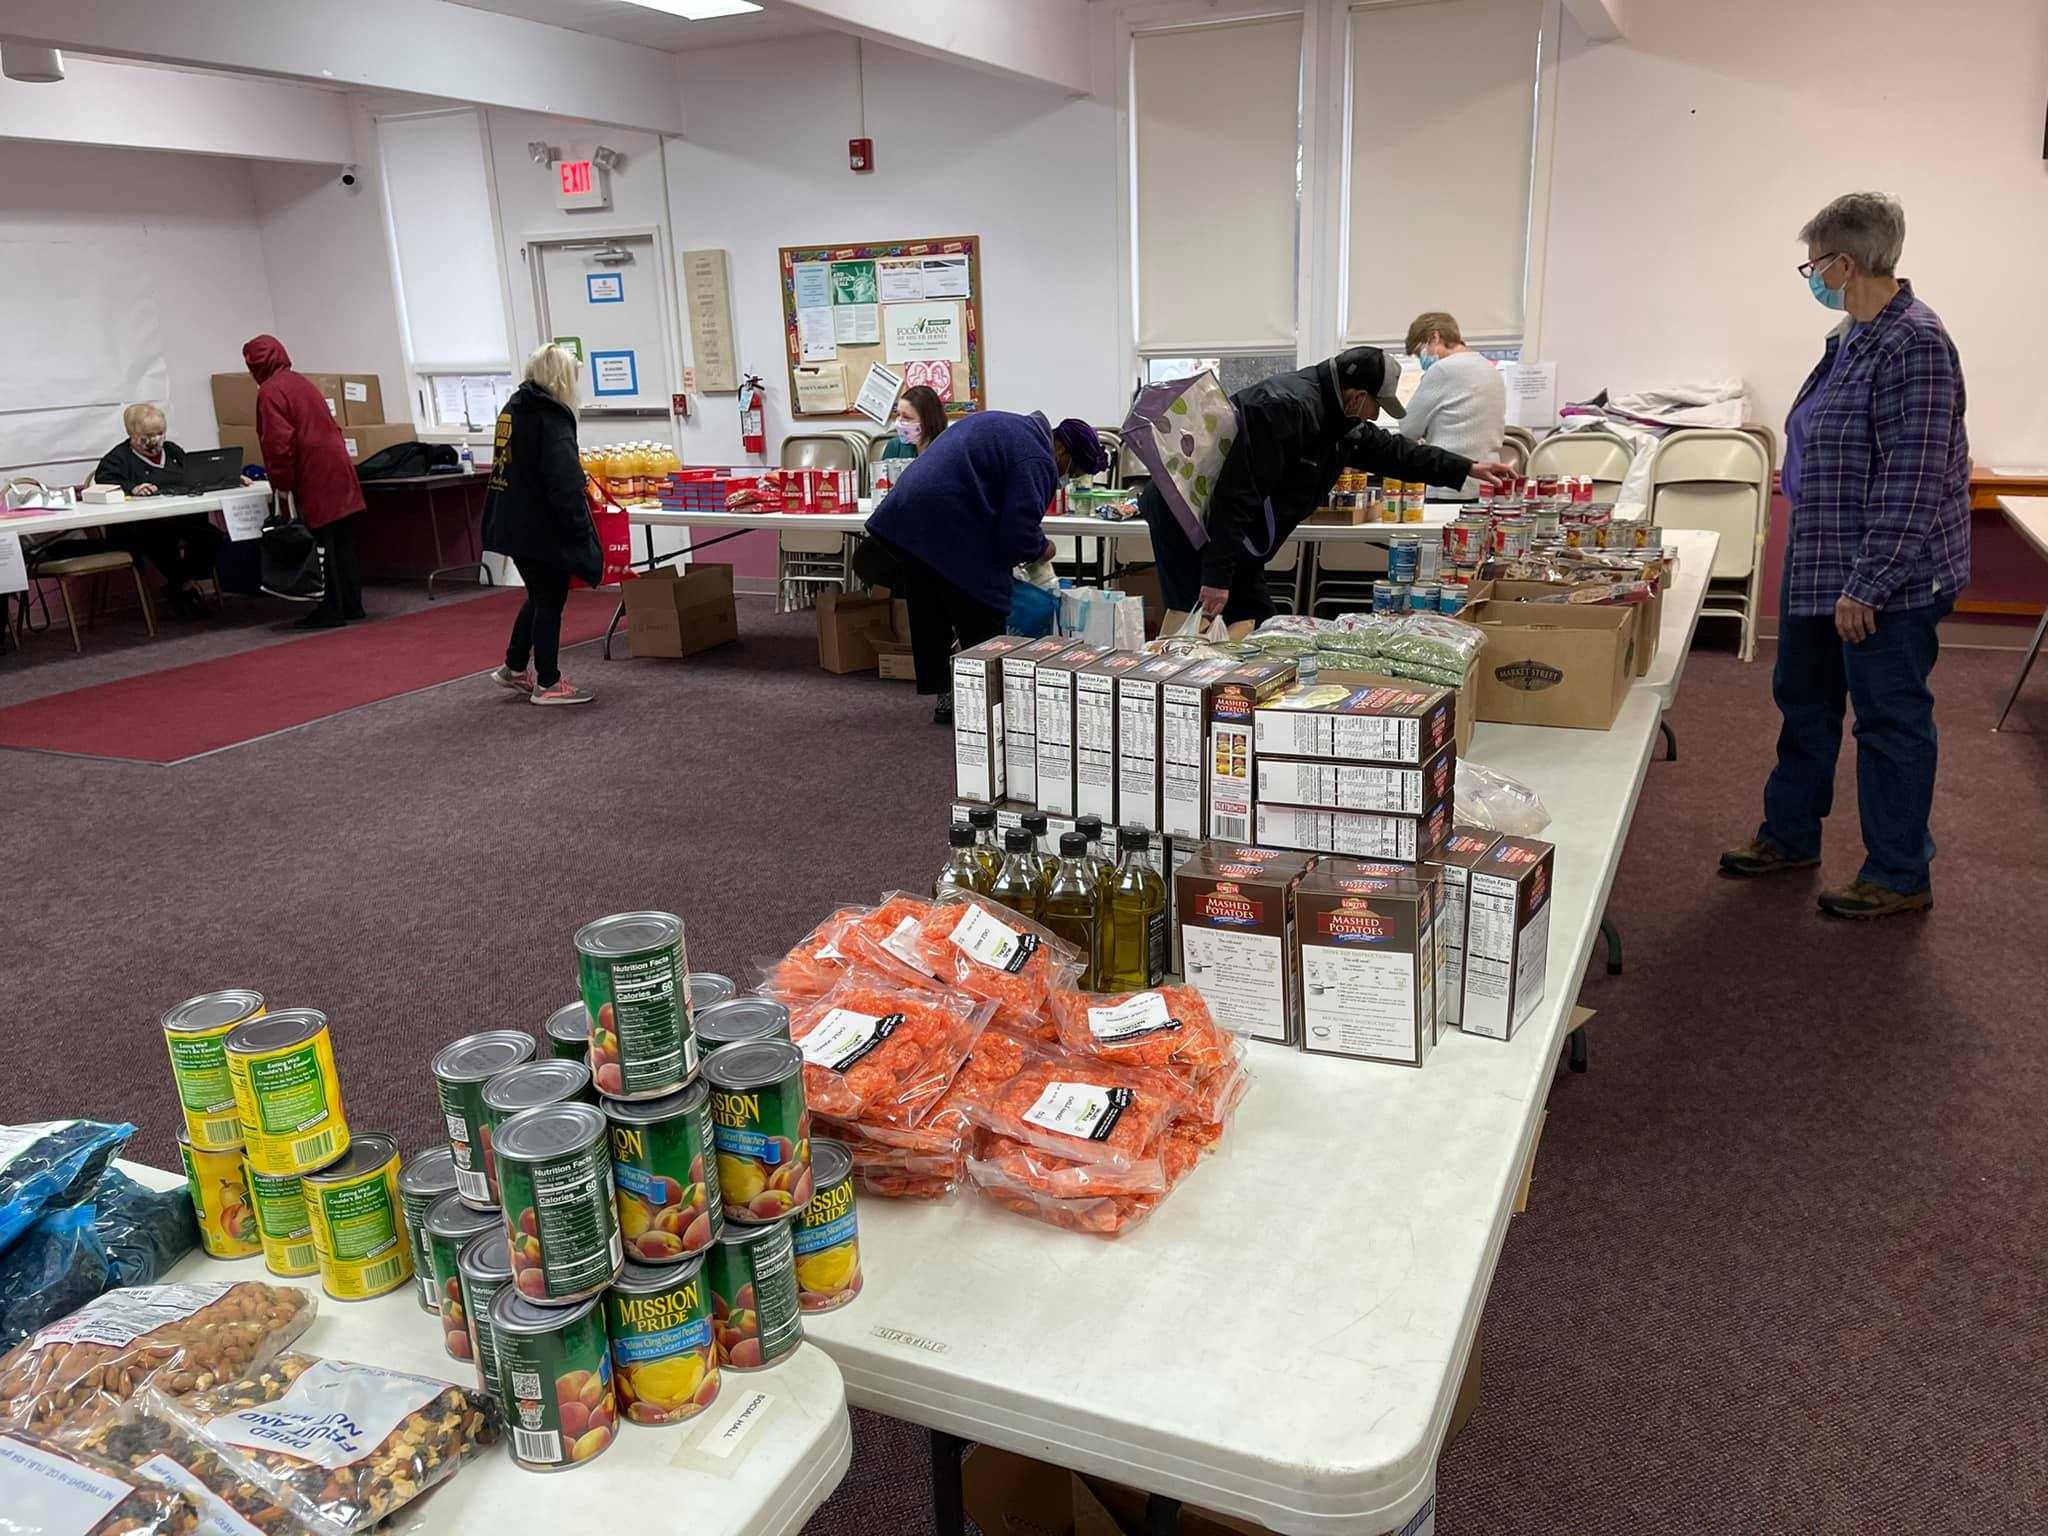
[1139,348,1513,633]
[89,403,225,619]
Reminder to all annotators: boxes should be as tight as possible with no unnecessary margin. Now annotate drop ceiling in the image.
[445,0,822,52]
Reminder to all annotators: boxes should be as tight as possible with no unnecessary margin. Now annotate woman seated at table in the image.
[88,403,225,619]
[879,385,948,462]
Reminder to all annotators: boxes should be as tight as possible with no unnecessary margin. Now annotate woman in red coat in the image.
[245,335,368,629]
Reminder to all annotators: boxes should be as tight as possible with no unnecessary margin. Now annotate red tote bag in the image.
[576,476,636,590]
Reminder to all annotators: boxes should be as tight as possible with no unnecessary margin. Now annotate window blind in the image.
[1133,15,1303,353]
[1344,0,1541,346]
[377,110,510,371]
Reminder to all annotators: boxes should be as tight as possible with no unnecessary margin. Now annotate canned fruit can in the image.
[688,973,737,1014]
[545,1002,590,1063]
[426,1192,503,1364]
[1439,583,1469,615]
[1410,583,1441,615]
[225,1010,348,1177]
[303,1132,413,1300]
[397,1144,459,1314]
[496,1102,624,1304]
[177,1132,260,1260]
[703,1041,814,1225]
[1371,581,1400,615]
[432,1029,538,1210]
[161,990,263,1151]
[793,1140,862,1314]
[576,912,696,1100]
[606,1257,721,1426]
[481,1059,594,1213]
[1387,535,1420,584]
[458,1229,515,1397]
[604,1080,723,1263]
[695,998,792,1056]
[246,1167,317,1276]
[491,1289,617,1470]
[706,1218,803,1371]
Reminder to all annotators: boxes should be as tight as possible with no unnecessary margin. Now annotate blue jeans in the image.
[1758,594,1952,893]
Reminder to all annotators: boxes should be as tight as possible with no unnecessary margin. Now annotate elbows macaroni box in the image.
[1033,645,1111,817]
[1160,660,1238,842]
[1000,638,1079,804]
[1460,835,1555,1042]
[1294,862,1438,1066]
[1117,656,1194,834]
[1205,660,1300,843]
[1425,825,1503,1030]
[1074,653,1147,826]
[1175,842,1314,1045]
[952,637,1027,803]
[1252,681,1456,766]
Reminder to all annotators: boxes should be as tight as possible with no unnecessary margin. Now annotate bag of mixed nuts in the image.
[68,1409,322,1536]
[0,1428,222,1536]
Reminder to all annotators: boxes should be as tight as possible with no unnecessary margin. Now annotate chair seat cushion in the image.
[33,551,135,577]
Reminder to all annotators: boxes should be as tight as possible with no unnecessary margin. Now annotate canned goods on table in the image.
[225,1009,348,1177]
[604,1079,723,1263]
[459,1228,515,1397]
[703,1040,814,1225]
[688,973,737,1014]
[1494,519,1534,559]
[491,1289,617,1471]
[1409,583,1441,615]
[606,1256,721,1426]
[1387,534,1420,584]
[1402,484,1425,521]
[397,1144,459,1313]
[1371,580,1400,615]
[177,1130,259,1260]
[1438,582,1469,615]
[1638,524,1664,551]
[481,1058,594,1212]
[793,1139,862,1314]
[1446,517,1491,565]
[432,1029,538,1210]
[545,1002,590,1063]
[246,1166,317,1277]
[496,1102,623,1304]
[303,1131,413,1300]
[161,989,264,1151]
[695,998,792,1055]
[576,911,696,1101]
[426,1192,502,1363]
[707,1218,803,1371]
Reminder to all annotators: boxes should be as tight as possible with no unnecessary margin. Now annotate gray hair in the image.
[524,342,582,402]
[1798,192,1905,277]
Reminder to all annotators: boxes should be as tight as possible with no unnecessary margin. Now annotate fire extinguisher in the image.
[738,374,766,457]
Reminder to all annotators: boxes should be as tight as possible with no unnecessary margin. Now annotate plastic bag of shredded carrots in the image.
[855,1166,959,1202]
[758,905,867,1002]
[909,899,1080,1035]
[789,978,992,1126]
[948,1040,1188,1173]
[1046,985,1234,1075]
[967,1130,1195,1198]
[816,1112,966,1165]
[834,894,949,989]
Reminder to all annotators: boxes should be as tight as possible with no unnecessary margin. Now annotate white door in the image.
[531,235,674,416]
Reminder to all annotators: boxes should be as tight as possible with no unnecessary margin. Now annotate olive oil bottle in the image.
[988,828,1044,924]
[935,825,991,901]
[1102,826,1168,991]
[1041,832,1102,988]
[1021,811,1057,905]
[966,806,1002,887]
[1075,814,1116,908]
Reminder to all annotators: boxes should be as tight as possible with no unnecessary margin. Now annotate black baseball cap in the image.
[1329,347,1406,420]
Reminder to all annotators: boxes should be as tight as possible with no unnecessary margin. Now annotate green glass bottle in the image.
[989,827,1044,924]
[966,806,1002,887]
[1041,831,1102,989]
[1103,826,1168,991]
[1021,811,1057,905]
[1076,813,1116,908]
[935,824,991,900]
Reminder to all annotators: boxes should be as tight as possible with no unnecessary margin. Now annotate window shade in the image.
[1345,0,1540,346]
[1134,16,1303,353]
[377,110,510,371]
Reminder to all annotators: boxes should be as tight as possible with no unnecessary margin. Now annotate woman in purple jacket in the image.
[865,411,1104,723]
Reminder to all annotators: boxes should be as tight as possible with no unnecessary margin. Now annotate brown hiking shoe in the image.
[1717,838,1820,878]
[1817,879,1932,920]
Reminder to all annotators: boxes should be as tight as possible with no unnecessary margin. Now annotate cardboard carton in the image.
[1074,652,1147,826]
[1253,682,1456,767]
[339,424,417,463]
[815,592,893,674]
[217,426,264,472]
[338,374,384,427]
[953,636,1028,803]
[211,372,260,428]
[1460,835,1555,1041]
[1116,656,1193,834]
[300,372,344,420]
[622,562,737,659]
[1175,843,1314,1044]
[1425,826,1503,1030]
[1256,739,1455,816]
[1001,637,1080,802]
[1469,601,1634,730]
[1481,576,1659,680]
[1294,861,1438,1065]
[874,641,917,680]
[1204,660,1300,842]
[1160,660,1238,842]
[1254,797,1451,863]
[1034,646,1111,817]
[1315,664,1475,759]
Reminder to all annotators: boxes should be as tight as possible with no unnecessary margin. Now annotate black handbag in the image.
[258,493,324,602]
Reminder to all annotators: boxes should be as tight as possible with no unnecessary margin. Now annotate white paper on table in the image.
[853,363,904,424]
[0,531,26,594]
[1505,361,1558,429]
[797,307,838,362]
[219,488,269,543]
[793,262,831,310]
[885,301,964,364]
[921,255,971,298]
[876,258,926,302]
[833,303,880,346]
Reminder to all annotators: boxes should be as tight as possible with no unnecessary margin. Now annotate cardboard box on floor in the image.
[623,562,737,659]
[1466,599,1634,730]
[816,592,891,673]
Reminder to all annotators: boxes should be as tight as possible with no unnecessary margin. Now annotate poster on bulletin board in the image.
[778,234,984,417]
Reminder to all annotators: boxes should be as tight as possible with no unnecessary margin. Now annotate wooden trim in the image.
[1956,599,2047,618]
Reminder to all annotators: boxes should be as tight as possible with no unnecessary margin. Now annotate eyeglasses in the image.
[1797,253,1842,280]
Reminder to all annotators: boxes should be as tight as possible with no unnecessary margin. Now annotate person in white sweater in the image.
[1400,311,1507,500]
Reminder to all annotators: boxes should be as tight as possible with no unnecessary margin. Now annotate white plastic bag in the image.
[1457,761,1551,836]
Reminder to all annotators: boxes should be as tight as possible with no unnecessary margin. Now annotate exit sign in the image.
[556,158,610,212]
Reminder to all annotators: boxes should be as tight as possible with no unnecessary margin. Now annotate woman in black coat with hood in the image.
[484,343,603,705]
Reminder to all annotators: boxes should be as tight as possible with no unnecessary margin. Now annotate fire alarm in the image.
[848,137,874,174]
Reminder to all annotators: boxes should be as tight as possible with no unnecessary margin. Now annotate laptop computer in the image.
[172,448,244,494]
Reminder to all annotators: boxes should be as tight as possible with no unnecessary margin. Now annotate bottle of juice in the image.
[1102,826,1167,991]
[989,829,1043,924]
[966,807,1002,887]
[935,825,991,901]
[1020,811,1056,903]
[1041,832,1101,989]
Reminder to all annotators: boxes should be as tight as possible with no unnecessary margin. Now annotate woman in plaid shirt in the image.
[1720,193,1970,918]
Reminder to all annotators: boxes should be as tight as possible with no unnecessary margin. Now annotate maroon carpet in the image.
[2,609,2043,1533]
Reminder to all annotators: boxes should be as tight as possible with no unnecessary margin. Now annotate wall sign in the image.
[587,273,624,304]
[556,159,610,212]
[590,350,639,397]
[681,249,739,393]
[553,335,584,361]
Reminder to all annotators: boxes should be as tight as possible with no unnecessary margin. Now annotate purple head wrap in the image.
[1053,418,1107,475]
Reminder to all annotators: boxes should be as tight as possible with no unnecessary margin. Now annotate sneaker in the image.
[1717,838,1820,878]
[491,665,534,693]
[1817,879,1932,920]
[531,679,593,706]
[932,700,953,726]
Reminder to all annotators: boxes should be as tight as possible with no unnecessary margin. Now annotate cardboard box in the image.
[1204,660,1300,843]
[1309,856,1445,1020]
[1116,656,1193,834]
[1159,660,1237,842]
[1074,652,1147,826]
[1426,826,1503,1030]
[1034,646,1111,817]
[217,426,264,472]
[339,423,417,463]
[338,374,384,427]
[1001,637,1080,802]
[301,372,344,420]
[1469,601,1634,730]
[953,636,1028,803]
[1254,797,1451,863]
[1176,843,1314,1044]
[815,592,893,674]
[1295,861,1437,1066]
[1514,1109,1550,1215]
[1256,739,1455,816]
[874,641,917,680]
[211,371,259,427]
[1460,835,1555,1041]
[622,562,737,659]
[962,1445,1076,1536]
[1253,682,1456,767]
[1483,577,1659,680]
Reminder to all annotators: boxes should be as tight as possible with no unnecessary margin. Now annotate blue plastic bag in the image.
[0,1205,109,1350]
[1007,577,1058,638]
[92,1169,199,1287]
[0,1119,134,1251]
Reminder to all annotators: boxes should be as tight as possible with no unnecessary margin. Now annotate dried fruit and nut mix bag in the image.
[760,905,866,1002]
[71,1410,319,1536]
[948,1041,1188,1174]
[143,1353,500,1536]
[908,899,1080,1035]
[0,1429,224,1536]
[0,1282,314,1437]
[1046,986,1234,1075]
[789,979,993,1127]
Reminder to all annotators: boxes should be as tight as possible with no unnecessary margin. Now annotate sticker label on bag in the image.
[1085,993,1181,1043]
[136,1455,268,1536]
[879,917,930,973]
[0,1435,134,1536]
[799,1010,904,1072]
[1021,1082,1133,1142]
[208,1360,444,1470]
[37,1282,232,1348]
[948,905,1040,975]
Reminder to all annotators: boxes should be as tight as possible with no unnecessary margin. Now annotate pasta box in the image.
[1000,637,1080,803]
[1033,645,1111,817]
[1425,825,1503,1030]
[1175,843,1315,1045]
[1159,660,1239,842]
[1460,835,1555,1042]
[1116,656,1195,834]
[1074,652,1148,826]
[1294,861,1439,1066]
[952,636,1028,803]
[1204,659,1300,843]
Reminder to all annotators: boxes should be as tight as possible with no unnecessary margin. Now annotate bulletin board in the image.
[777,234,985,418]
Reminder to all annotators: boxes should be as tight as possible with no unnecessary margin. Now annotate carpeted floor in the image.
[3,602,2044,1533]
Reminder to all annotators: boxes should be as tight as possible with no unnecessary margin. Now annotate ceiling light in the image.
[2,44,65,83]
[616,1,765,20]
[528,140,559,166]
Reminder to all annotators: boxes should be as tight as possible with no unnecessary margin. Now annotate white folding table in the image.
[1992,496,2048,731]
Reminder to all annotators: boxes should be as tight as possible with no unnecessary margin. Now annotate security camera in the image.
[339,165,359,190]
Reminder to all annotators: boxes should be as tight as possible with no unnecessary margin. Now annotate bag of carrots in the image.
[965,1133,1199,1237]
[947,1037,1188,1174]
[789,978,993,1127]
[1045,985,1234,1075]
[905,898,1080,1037]
[834,893,950,990]
[758,905,868,1001]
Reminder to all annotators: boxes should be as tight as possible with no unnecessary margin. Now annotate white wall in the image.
[1532,0,2048,461]
[0,57,351,163]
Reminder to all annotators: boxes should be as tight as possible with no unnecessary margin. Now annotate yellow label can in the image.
[303,1132,413,1300]
[225,1009,349,1177]
[177,1132,261,1260]
[161,990,264,1151]
[247,1167,319,1277]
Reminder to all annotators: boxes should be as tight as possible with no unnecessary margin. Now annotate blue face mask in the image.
[1417,349,1436,372]
[1808,257,1848,312]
